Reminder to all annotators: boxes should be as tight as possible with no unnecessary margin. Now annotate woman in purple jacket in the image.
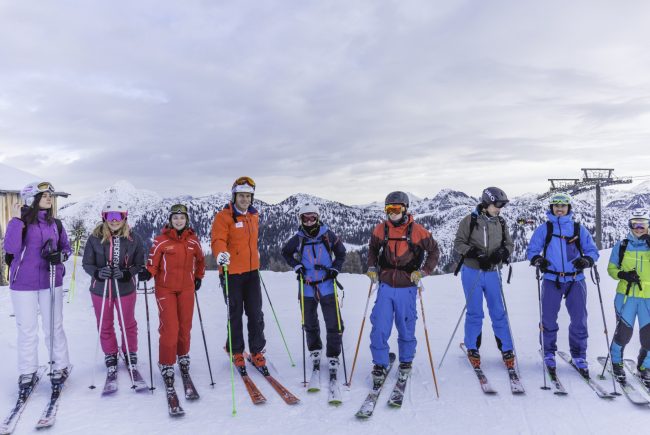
[3,181,72,392]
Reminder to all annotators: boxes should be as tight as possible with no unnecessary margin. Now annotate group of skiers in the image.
[3,177,650,417]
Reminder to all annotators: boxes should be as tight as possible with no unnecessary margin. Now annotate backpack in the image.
[378,221,424,273]
[4,219,63,267]
[454,213,508,276]
[542,221,583,258]
[617,239,629,269]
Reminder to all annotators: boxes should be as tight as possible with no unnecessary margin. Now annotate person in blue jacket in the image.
[527,192,599,374]
[281,203,346,376]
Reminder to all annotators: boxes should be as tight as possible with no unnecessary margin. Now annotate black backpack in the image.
[542,221,583,258]
[378,221,424,273]
[4,219,63,267]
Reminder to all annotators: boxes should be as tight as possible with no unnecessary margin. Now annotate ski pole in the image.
[194,290,215,386]
[224,267,237,415]
[496,266,521,378]
[113,276,136,388]
[536,267,550,390]
[333,280,348,385]
[418,282,439,398]
[438,271,482,369]
[141,277,155,392]
[592,265,619,395]
[299,274,307,387]
[89,279,109,389]
[258,271,295,366]
[67,239,81,303]
[347,279,375,387]
[48,258,56,378]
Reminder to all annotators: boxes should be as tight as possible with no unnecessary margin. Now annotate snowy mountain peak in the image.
[634,179,650,194]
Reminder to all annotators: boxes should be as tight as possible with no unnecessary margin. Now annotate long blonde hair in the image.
[92,221,131,243]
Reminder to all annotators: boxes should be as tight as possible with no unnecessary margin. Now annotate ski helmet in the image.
[385,191,409,208]
[298,203,320,226]
[169,203,189,224]
[102,201,128,220]
[21,181,55,207]
[629,209,650,230]
[231,176,255,202]
[480,187,509,207]
[549,192,572,213]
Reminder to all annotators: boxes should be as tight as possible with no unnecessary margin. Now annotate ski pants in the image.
[156,286,194,365]
[541,278,588,359]
[91,290,138,356]
[610,293,650,368]
[461,266,513,352]
[11,287,70,375]
[302,294,344,358]
[222,270,266,354]
[369,283,417,367]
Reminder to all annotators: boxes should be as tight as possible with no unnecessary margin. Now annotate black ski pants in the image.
[303,294,344,358]
[222,270,266,354]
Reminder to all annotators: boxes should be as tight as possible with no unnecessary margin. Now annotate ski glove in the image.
[216,252,230,266]
[366,266,378,284]
[410,270,424,285]
[477,255,492,271]
[194,278,202,291]
[94,266,112,281]
[572,256,594,270]
[464,246,479,259]
[618,270,641,284]
[46,251,68,265]
[138,269,152,281]
[489,246,510,265]
[294,264,305,277]
[640,234,650,248]
[114,268,131,282]
[326,268,339,280]
[530,255,550,270]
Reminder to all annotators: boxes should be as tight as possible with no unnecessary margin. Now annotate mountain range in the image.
[57,180,650,273]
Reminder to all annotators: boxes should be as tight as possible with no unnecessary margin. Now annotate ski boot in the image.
[611,362,626,382]
[18,372,39,400]
[467,349,481,369]
[178,354,191,376]
[232,353,246,369]
[328,356,339,380]
[572,357,589,377]
[160,364,175,388]
[250,351,267,368]
[638,366,650,387]
[371,364,389,386]
[310,350,322,372]
[502,350,516,370]
[50,367,69,386]
[543,352,556,370]
[105,353,118,376]
[124,351,138,370]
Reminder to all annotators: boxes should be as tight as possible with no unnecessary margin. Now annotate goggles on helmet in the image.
[170,204,188,214]
[234,176,255,188]
[550,193,572,205]
[385,204,405,215]
[103,211,127,222]
[37,182,55,193]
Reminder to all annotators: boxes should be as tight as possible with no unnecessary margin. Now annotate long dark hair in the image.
[21,192,54,225]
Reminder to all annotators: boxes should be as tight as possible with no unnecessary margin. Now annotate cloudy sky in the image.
[1,0,649,205]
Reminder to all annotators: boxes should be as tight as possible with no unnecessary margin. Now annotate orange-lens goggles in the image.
[234,176,255,188]
[37,182,55,193]
[385,204,404,215]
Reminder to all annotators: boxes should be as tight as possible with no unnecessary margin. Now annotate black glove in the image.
[530,255,550,270]
[572,256,594,270]
[464,247,479,259]
[138,269,152,281]
[618,270,641,284]
[94,266,112,281]
[117,269,132,282]
[46,251,67,265]
[640,234,650,248]
[478,255,491,271]
[293,264,305,276]
[194,278,202,291]
[326,268,339,280]
[489,246,510,265]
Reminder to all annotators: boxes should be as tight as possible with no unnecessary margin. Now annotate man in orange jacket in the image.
[211,176,266,368]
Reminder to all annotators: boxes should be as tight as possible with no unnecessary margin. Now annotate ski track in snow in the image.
[1,250,649,435]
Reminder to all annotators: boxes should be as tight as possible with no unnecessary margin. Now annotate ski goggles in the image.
[300,213,318,224]
[493,201,508,208]
[385,204,405,215]
[103,211,126,222]
[170,203,188,214]
[234,176,255,188]
[37,181,55,193]
[550,193,572,205]
[630,219,649,230]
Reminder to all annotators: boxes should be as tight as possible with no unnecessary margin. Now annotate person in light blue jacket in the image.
[527,192,599,374]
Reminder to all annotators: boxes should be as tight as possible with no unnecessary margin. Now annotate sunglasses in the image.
[170,204,188,214]
[493,201,508,209]
[103,211,126,222]
[385,204,405,215]
[37,182,55,193]
[234,176,255,188]
[301,213,318,224]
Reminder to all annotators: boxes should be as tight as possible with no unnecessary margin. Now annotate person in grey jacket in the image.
[453,187,515,370]
[82,201,145,374]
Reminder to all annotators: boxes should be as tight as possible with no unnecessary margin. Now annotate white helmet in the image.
[102,200,128,217]
[297,203,320,224]
[231,176,255,202]
[21,181,55,206]
[629,209,649,229]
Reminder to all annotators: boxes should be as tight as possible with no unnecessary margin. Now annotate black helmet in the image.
[481,187,509,207]
[385,191,409,208]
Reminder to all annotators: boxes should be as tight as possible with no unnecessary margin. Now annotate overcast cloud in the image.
[1,0,649,204]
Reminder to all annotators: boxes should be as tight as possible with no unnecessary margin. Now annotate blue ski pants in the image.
[541,279,588,359]
[610,293,650,368]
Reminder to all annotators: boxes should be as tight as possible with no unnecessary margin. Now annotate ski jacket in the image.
[367,214,439,288]
[4,211,71,290]
[526,211,599,283]
[281,224,346,297]
[210,202,260,275]
[82,232,145,297]
[453,207,514,271]
[147,226,206,293]
[607,233,650,299]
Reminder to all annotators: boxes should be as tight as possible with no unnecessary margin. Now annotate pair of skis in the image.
[164,367,201,417]
[102,364,149,395]
[229,351,299,405]
[596,356,649,405]
[460,343,525,395]
[307,359,342,405]
[0,366,73,434]
[355,353,411,419]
